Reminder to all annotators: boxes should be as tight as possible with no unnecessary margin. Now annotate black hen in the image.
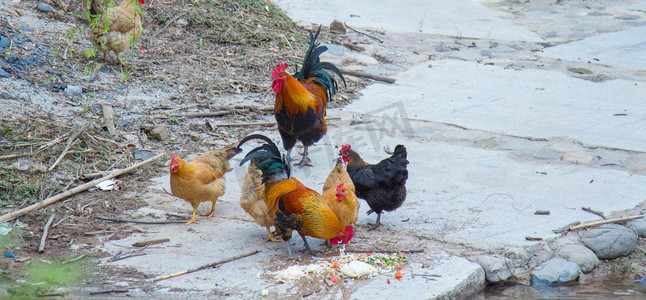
[340,144,409,230]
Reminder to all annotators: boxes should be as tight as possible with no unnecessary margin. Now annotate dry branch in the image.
[38,214,56,253]
[582,207,606,220]
[344,22,383,43]
[340,69,395,83]
[212,122,276,127]
[155,111,230,119]
[0,152,165,223]
[132,238,170,247]
[95,217,187,224]
[569,215,644,231]
[154,250,261,281]
[49,123,91,171]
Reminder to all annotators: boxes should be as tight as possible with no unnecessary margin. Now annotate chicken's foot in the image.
[296,146,313,168]
[186,206,199,225]
[199,200,217,217]
[285,241,293,257]
[368,212,382,231]
[264,227,281,242]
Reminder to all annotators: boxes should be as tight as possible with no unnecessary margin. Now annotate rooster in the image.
[271,26,346,167]
[88,0,145,65]
[322,158,359,236]
[340,145,408,230]
[238,134,352,256]
[169,147,240,225]
[239,161,280,242]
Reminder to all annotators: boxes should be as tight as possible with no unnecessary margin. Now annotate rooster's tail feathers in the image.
[294,25,346,102]
[238,134,290,181]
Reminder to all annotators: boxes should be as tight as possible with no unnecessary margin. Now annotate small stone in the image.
[478,256,513,284]
[329,19,346,34]
[556,244,599,273]
[176,18,189,26]
[0,36,10,48]
[65,85,83,95]
[626,219,646,237]
[37,2,53,12]
[190,133,200,141]
[145,125,170,140]
[567,67,593,75]
[531,258,580,286]
[581,224,637,259]
[562,152,593,164]
[134,150,155,161]
[260,289,269,297]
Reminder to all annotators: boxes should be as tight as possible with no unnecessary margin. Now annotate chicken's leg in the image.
[368,212,382,231]
[186,205,199,225]
[264,227,281,242]
[199,200,217,217]
[296,146,312,168]
[285,241,293,257]
[300,234,313,253]
[115,52,123,65]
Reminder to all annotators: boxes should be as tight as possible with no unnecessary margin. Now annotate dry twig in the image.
[344,22,383,43]
[49,123,91,171]
[38,214,56,253]
[340,68,395,83]
[132,238,170,247]
[211,122,276,127]
[96,216,187,224]
[582,207,607,220]
[569,215,644,231]
[154,250,261,281]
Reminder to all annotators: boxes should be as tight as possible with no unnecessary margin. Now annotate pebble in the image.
[531,258,580,286]
[37,2,53,12]
[625,219,646,237]
[134,150,156,161]
[176,18,189,26]
[556,244,599,273]
[581,224,637,259]
[65,85,83,95]
[477,256,513,284]
[0,36,10,48]
[329,19,346,34]
[145,125,170,140]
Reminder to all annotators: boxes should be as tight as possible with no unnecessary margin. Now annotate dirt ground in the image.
[0,0,372,297]
[1,0,646,298]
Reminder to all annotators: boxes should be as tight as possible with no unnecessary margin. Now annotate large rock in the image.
[581,224,637,259]
[531,258,580,286]
[556,244,599,273]
[626,219,646,237]
[477,256,513,284]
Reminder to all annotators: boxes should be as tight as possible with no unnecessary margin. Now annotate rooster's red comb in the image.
[340,145,351,153]
[336,183,344,192]
[272,63,289,78]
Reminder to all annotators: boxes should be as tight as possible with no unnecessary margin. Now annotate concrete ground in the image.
[100,0,646,298]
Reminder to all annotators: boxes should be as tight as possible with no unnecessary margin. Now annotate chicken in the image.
[271,25,346,167]
[88,0,145,65]
[169,146,240,225]
[322,158,359,234]
[340,144,409,230]
[239,161,280,242]
[238,134,352,256]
